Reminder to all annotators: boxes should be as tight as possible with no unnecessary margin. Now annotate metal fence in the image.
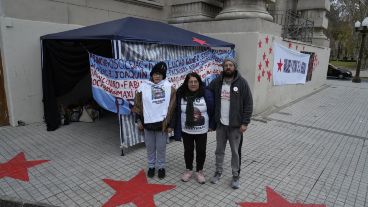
[269,10,314,43]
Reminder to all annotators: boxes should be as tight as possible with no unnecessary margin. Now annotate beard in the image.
[223,69,235,77]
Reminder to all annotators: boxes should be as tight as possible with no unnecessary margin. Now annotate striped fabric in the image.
[113,40,207,148]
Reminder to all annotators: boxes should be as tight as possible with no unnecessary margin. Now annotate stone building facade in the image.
[0,0,330,126]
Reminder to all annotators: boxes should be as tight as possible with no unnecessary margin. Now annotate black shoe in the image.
[147,168,155,178]
[158,168,165,179]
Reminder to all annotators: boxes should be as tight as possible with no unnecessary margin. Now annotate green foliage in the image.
[329,60,357,69]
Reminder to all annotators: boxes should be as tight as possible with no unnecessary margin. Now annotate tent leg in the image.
[121,148,125,156]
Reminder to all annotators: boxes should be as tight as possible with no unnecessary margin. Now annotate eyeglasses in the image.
[188,80,199,84]
[152,73,163,77]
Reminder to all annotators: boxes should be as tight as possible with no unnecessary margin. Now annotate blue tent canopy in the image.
[41,17,234,48]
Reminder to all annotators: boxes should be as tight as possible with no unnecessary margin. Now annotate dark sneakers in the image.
[158,168,166,179]
[231,176,240,189]
[147,168,155,178]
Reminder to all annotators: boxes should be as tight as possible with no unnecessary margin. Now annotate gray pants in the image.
[215,124,242,177]
[144,130,167,169]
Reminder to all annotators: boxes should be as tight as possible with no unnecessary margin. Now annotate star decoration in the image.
[258,40,262,48]
[192,37,207,46]
[263,52,266,60]
[238,187,326,207]
[269,47,273,54]
[277,59,283,72]
[265,36,269,44]
[288,42,292,48]
[267,71,272,81]
[102,170,175,207]
[257,74,261,82]
[262,69,266,77]
[0,152,49,182]
[258,62,262,70]
[265,58,270,68]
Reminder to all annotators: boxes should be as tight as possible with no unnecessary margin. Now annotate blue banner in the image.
[89,49,234,115]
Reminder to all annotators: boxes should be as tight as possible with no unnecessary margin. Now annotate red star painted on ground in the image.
[288,42,292,48]
[265,36,269,44]
[238,187,326,207]
[192,37,207,46]
[277,59,283,72]
[258,62,262,70]
[263,52,266,60]
[0,152,49,182]
[102,170,175,207]
[258,40,262,48]
[257,74,261,82]
[267,70,272,81]
[265,58,270,68]
[269,47,273,54]
[262,69,266,77]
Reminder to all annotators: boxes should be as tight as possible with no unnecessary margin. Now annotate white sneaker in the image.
[181,170,193,182]
[196,171,206,184]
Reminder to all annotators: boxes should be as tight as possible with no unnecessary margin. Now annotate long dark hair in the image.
[178,72,205,127]
[178,72,205,99]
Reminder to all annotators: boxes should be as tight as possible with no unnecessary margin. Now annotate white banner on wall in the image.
[273,43,310,85]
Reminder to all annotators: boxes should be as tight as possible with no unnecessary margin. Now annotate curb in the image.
[0,196,58,207]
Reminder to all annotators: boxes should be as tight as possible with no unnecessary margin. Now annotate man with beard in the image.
[208,58,253,189]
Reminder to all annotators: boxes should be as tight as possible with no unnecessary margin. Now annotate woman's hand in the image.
[137,123,144,131]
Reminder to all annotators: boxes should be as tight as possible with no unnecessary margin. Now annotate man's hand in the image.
[240,124,247,133]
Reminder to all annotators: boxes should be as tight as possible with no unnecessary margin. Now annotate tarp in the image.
[41,17,234,48]
[41,17,235,131]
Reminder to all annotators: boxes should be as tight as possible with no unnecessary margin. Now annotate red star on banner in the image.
[102,170,175,207]
[277,59,283,72]
[263,52,266,60]
[265,36,269,44]
[192,37,207,46]
[0,152,49,182]
[258,62,262,70]
[262,69,266,77]
[257,74,261,82]
[267,71,272,81]
[265,58,270,68]
[288,42,292,48]
[269,47,273,54]
[238,187,326,207]
[258,40,262,48]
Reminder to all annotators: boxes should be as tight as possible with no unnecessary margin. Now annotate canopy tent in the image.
[41,17,235,134]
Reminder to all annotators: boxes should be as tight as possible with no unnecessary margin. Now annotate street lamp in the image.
[353,17,368,83]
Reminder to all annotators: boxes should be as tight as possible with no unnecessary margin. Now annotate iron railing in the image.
[268,10,314,43]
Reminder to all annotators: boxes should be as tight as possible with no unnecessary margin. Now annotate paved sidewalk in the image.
[0,79,368,207]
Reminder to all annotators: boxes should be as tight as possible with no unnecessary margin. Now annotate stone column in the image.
[169,0,223,23]
[215,0,274,21]
[297,0,330,47]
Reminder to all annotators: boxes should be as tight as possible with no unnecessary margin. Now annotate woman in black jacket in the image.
[169,72,215,184]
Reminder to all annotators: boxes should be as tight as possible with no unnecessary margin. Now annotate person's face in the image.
[223,61,236,77]
[188,76,200,92]
[152,73,163,84]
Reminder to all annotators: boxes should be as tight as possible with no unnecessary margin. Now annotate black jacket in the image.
[208,71,253,128]
[170,88,215,141]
